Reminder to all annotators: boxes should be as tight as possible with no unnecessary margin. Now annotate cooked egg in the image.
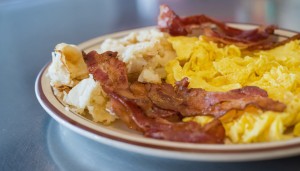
[167,36,300,143]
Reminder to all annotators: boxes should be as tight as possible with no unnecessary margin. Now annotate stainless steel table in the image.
[2,0,300,170]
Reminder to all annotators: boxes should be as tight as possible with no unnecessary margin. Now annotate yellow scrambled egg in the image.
[166,36,300,143]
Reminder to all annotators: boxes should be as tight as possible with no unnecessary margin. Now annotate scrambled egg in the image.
[166,36,300,143]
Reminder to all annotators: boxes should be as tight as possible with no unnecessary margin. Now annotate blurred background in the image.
[1,0,300,61]
[1,0,300,68]
[1,0,300,170]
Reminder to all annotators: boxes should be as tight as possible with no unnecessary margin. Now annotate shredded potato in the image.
[166,36,300,143]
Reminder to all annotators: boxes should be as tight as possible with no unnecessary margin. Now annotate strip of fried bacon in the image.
[84,50,128,91]
[146,78,286,118]
[115,79,286,119]
[158,4,300,50]
[110,92,225,143]
[83,51,287,143]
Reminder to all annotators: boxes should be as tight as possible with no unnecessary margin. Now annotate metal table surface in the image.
[1,0,300,170]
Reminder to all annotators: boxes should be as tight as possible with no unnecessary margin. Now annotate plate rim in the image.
[36,24,300,161]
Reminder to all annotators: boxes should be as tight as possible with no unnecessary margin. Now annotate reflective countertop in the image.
[2,0,300,170]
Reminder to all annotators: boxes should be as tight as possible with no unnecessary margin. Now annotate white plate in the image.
[35,25,300,162]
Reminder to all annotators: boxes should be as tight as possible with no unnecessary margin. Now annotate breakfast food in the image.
[47,5,300,144]
[47,43,89,96]
[99,29,176,83]
[158,4,300,50]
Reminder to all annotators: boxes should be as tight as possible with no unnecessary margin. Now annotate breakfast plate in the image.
[35,25,300,162]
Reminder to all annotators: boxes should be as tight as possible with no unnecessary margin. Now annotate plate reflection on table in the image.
[47,120,300,171]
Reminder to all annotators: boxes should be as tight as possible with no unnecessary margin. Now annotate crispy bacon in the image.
[173,78,286,117]
[83,51,128,91]
[110,92,225,143]
[158,4,300,50]
[158,4,187,36]
[122,78,286,118]
[202,26,277,50]
[116,82,180,119]
[83,51,287,143]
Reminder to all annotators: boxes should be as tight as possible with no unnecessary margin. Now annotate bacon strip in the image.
[146,78,286,118]
[158,4,188,36]
[158,4,300,50]
[110,92,225,143]
[84,51,128,91]
[115,79,286,119]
